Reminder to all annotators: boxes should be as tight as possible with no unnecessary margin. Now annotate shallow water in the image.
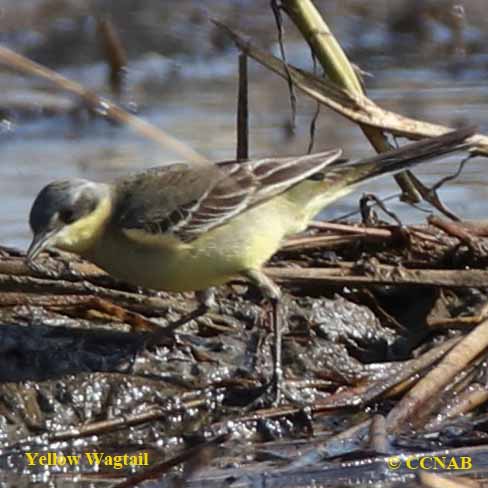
[0,2,487,251]
[2,54,488,251]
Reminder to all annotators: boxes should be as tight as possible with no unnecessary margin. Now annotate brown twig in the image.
[428,301,488,329]
[368,415,388,454]
[97,16,128,98]
[282,233,373,251]
[213,22,488,156]
[0,46,208,164]
[360,338,460,403]
[0,292,160,332]
[308,221,395,236]
[266,265,488,288]
[426,382,488,431]
[428,215,483,252]
[419,472,481,488]
[236,53,249,160]
[50,407,166,443]
[386,317,488,432]
[270,0,297,129]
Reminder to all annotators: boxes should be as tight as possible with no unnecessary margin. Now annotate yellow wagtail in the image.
[26,127,474,401]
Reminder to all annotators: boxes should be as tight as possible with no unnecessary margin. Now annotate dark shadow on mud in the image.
[0,324,144,382]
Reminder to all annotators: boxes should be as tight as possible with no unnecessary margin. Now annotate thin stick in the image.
[386,317,488,432]
[426,382,488,430]
[237,53,249,160]
[266,265,488,288]
[419,471,481,488]
[270,0,297,129]
[96,16,128,98]
[280,0,422,204]
[0,46,209,165]
[215,22,488,156]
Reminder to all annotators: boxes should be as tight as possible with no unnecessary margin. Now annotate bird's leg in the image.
[244,269,284,405]
[146,288,215,347]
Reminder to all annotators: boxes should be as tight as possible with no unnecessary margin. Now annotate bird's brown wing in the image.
[112,149,342,242]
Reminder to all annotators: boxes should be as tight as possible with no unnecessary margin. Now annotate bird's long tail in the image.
[292,126,476,221]
[329,126,475,188]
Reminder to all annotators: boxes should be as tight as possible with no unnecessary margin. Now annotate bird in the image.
[26,127,474,402]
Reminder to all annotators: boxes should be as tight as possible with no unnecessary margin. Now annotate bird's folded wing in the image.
[112,149,342,243]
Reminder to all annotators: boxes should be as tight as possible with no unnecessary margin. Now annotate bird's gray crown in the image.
[29,179,108,234]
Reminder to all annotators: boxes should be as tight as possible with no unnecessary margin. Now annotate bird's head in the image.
[27,179,112,263]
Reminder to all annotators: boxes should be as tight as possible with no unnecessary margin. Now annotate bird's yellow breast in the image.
[83,193,303,292]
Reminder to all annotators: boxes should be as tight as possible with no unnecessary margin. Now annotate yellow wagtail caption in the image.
[387,455,472,471]
[25,452,149,470]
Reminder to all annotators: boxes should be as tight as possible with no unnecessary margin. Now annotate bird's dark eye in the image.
[59,208,76,224]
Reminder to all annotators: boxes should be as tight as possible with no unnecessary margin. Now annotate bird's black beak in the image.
[26,229,58,264]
